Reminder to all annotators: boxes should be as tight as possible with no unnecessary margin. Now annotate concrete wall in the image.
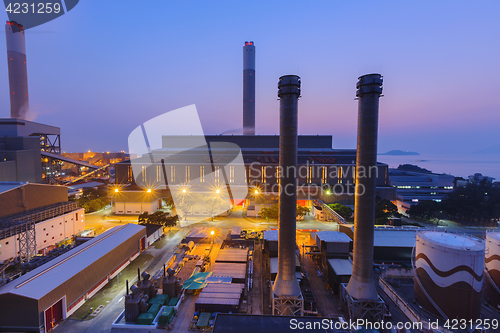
[0,208,85,261]
[114,200,159,215]
[0,183,68,218]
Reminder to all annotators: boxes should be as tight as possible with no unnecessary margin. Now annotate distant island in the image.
[379,150,420,156]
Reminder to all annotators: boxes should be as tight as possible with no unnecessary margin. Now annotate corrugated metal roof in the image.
[315,231,351,243]
[344,225,418,248]
[198,292,241,299]
[327,259,353,276]
[0,181,26,194]
[196,297,239,305]
[373,229,416,248]
[0,224,145,300]
[263,230,278,241]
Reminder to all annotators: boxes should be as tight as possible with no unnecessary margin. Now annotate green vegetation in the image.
[408,179,500,225]
[138,211,179,228]
[78,188,109,213]
[375,196,401,224]
[328,203,353,219]
[258,203,310,221]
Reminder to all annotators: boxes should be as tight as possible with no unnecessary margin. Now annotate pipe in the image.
[272,75,302,299]
[126,279,129,296]
[345,73,383,300]
[137,267,141,283]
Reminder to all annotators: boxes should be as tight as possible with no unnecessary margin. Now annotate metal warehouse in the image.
[0,224,146,332]
[314,231,351,257]
[339,225,418,262]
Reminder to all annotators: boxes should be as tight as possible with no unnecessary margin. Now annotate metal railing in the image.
[313,199,347,224]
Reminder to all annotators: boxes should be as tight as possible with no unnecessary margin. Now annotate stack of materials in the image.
[195,283,244,313]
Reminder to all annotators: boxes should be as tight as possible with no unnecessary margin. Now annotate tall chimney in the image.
[5,21,29,119]
[272,75,302,311]
[243,41,255,135]
[346,74,383,300]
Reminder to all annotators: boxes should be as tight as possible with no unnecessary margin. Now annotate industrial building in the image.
[145,224,164,247]
[0,182,84,262]
[112,186,162,215]
[314,231,351,258]
[389,166,455,206]
[339,225,417,263]
[0,224,146,332]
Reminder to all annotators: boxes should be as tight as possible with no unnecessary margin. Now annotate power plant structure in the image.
[414,231,485,320]
[242,41,255,135]
[271,75,303,316]
[483,232,500,309]
[5,21,29,119]
[344,74,385,320]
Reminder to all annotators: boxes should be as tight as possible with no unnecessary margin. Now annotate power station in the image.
[243,41,255,135]
[5,21,29,119]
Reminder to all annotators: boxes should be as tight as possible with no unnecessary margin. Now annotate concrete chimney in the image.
[345,73,383,300]
[5,21,29,119]
[272,75,302,310]
[243,41,255,135]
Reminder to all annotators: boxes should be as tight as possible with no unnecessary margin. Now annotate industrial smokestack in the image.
[345,74,383,300]
[272,75,302,311]
[5,21,29,119]
[243,41,255,135]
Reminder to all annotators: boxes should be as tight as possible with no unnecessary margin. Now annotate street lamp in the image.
[147,189,152,193]
[210,230,215,244]
[182,189,186,193]
[114,188,119,193]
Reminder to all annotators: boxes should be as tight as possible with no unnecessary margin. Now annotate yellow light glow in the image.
[326,191,330,195]
[182,189,186,193]
[147,189,152,193]
[216,189,220,194]
[210,230,215,236]
[114,188,119,193]
[254,190,259,194]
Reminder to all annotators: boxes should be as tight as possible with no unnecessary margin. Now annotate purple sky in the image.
[0,1,499,155]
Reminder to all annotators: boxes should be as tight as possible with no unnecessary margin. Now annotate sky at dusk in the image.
[0,1,499,155]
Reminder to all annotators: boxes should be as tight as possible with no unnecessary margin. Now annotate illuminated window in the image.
[338,167,343,184]
[185,166,190,182]
[322,167,327,184]
[215,166,220,184]
[307,166,312,183]
[276,166,281,185]
[200,166,205,182]
[156,165,161,182]
[229,166,234,183]
[261,166,266,183]
[127,165,132,182]
[141,165,147,181]
[170,165,175,182]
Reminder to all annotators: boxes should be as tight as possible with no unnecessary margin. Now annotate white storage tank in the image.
[414,231,484,320]
[484,232,500,309]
